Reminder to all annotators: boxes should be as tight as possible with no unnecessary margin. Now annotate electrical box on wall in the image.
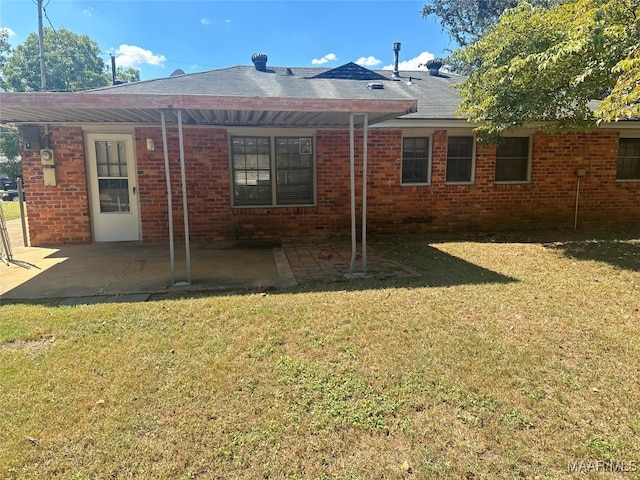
[40,148,55,166]
[18,125,41,151]
[40,149,57,186]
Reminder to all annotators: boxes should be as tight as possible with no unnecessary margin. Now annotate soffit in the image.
[0,93,417,127]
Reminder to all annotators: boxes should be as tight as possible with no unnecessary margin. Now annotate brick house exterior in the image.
[2,60,639,246]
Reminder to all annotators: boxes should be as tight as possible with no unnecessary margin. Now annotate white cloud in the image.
[355,56,382,67]
[0,27,16,37]
[201,18,211,26]
[382,51,436,71]
[311,53,337,65]
[115,44,166,68]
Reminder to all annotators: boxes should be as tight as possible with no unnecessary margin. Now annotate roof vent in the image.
[170,68,185,76]
[392,42,401,78]
[285,68,294,76]
[251,52,268,72]
[367,82,384,90]
[426,59,443,76]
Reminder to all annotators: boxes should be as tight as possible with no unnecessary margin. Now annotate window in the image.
[231,135,314,206]
[617,138,640,180]
[95,140,130,213]
[495,137,530,182]
[402,137,431,184]
[446,136,475,183]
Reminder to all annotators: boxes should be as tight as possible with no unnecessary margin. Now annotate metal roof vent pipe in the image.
[392,42,401,78]
[426,59,443,76]
[252,52,268,72]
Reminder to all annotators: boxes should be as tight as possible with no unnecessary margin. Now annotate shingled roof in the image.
[308,62,390,81]
[88,63,466,121]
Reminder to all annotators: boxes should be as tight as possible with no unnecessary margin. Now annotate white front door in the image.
[85,133,140,242]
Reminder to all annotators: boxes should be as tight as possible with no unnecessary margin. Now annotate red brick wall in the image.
[21,126,91,245]
[21,125,639,246]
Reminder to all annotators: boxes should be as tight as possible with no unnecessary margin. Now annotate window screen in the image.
[446,136,474,183]
[495,137,530,182]
[617,138,640,180]
[402,137,430,184]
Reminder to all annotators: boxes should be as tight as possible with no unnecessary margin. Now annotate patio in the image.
[1,218,418,303]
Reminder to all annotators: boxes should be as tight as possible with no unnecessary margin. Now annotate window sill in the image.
[232,203,316,209]
[445,181,474,186]
[401,182,431,187]
[615,178,640,183]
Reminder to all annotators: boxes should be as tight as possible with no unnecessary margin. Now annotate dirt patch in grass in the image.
[0,335,55,353]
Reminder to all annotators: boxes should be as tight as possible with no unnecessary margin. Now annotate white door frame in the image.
[85,132,141,242]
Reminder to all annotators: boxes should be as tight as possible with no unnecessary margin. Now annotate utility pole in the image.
[37,0,46,91]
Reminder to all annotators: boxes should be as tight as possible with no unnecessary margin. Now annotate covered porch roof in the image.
[1,91,416,285]
[0,92,417,127]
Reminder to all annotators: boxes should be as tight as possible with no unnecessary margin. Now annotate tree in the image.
[452,0,640,141]
[117,66,140,84]
[0,28,12,91]
[596,44,640,122]
[0,127,21,179]
[422,0,556,47]
[2,28,139,92]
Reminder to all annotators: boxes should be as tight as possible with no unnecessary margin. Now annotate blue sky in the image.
[1,0,455,81]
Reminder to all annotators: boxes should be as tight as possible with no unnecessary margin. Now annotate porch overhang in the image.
[1,91,416,285]
[0,92,417,127]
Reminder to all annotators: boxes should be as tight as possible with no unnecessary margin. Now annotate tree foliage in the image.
[422,0,556,47]
[0,127,22,179]
[596,44,640,122]
[0,29,11,91]
[1,28,139,92]
[453,0,640,140]
[117,66,141,84]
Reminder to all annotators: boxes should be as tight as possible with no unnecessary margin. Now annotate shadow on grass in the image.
[544,239,640,272]
[375,241,518,288]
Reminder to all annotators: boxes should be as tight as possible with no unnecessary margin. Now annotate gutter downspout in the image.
[574,168,586,230]
[160,110,176,285]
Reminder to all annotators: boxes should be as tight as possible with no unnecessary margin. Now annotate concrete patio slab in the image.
[1,216,419,303]
[1,219,296,301]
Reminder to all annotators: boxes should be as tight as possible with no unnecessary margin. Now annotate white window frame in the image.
[228,128,317,208]
[401,134,432,185]
[494,135,533,184]
[445,135,476,184]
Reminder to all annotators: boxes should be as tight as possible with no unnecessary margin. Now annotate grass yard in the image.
[1,232,639,479]
[1,200,26,221]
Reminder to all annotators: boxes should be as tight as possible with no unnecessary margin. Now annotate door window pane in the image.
[98,178,130,212]
[95,140,130,213]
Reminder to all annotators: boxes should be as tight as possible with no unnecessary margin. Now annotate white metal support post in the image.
[160,110,176,285]
[348,113,369,277]
[349,113,357,275]
[177,110,192,285]
[362,113,368,276]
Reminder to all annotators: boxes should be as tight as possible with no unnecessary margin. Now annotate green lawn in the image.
[1,232,639,479]
[0,200,26,221]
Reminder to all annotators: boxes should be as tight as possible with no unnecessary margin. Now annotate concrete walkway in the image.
[1,216,417,303]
